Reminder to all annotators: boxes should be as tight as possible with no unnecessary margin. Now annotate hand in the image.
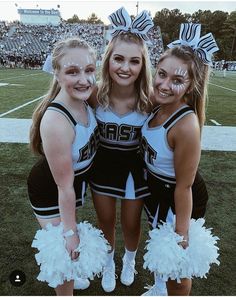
[65,234,80,260]
[176,230,189,249]
[178,238,189,249]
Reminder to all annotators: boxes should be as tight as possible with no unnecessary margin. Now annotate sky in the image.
[0,0,235,23]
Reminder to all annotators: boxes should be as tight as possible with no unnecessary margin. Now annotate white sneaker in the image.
[101,261,117,292]
[142,284,168,296]
[74,278,90,290]
[120,255,137,286]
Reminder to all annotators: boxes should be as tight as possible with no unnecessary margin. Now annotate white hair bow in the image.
[42,54,53,74]
[167,23,219,65]
[108,6,154,42]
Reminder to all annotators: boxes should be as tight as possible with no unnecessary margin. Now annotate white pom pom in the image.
[32,221,110,288]
[32,223,73,288]
[73,221,110,280]
[186,218,220,278]
[143,218,220,282]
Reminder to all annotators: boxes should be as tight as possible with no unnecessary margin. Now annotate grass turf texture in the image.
[0,68,236,126]
[0,144,235,295]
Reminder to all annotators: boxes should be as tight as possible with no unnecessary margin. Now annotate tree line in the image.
[66,9,236,60]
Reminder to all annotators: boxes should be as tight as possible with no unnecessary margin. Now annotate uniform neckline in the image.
[147,104,189,130]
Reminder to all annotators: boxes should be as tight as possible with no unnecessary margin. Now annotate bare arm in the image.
[40,110,79,258]
[169,113,201,247]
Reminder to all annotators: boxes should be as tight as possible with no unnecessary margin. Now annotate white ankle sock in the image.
[154,273,166,290]
[106,249,115,266]
[124,248,137,262]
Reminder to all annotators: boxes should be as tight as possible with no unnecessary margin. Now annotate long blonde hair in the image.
[30,37,96,155]
[157,45,210,129]
[98,33,153,113]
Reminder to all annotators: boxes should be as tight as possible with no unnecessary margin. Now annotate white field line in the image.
[0,72,44,81]
[210,119,221,126]
[209,82,236,93]
[0,95,44,118]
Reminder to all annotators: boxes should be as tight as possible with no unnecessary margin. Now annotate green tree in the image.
[153,9,190,47]
[67,14,80,23]
[222,11,236,59]
[87,13,103,24]
[190,9,230,60]
[191,9,228,36]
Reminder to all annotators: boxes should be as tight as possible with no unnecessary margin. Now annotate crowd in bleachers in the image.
[147,26,164,67]
[213,61,236,71]
[0,20,164,69]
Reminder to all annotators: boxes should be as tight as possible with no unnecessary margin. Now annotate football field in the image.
[0,68,235,296]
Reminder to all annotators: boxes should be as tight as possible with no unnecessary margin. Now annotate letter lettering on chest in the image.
[98,121,141,141]
[106,124,118,140]
[140,136,156,165]
[119,125,132,141]
[77,127,99,162]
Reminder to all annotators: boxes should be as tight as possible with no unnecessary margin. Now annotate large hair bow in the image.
[167,23,219,65]
[108,6,154,42]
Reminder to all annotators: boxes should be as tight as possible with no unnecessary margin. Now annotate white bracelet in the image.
[63,229,75,238]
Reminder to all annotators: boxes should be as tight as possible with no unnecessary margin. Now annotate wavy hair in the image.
[98,33,153,113]
[30,37,96,155]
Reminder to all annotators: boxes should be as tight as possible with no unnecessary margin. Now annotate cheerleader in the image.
[141,23,220,295]
[88,7,153,292]
[27,37,108,295]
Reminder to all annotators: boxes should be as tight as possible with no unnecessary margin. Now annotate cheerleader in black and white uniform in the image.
[88,7,154,293]
[28,101,99,219]
[27,37,109,295]
[141,24,220,296]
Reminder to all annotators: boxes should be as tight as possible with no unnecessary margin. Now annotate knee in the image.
[122,220,141,235]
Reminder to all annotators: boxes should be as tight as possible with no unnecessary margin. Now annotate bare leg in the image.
[55,280,74,296]
[92,191,117,292]
[120,199,144,251]
[36,216,74,296]
[92,191,116,249]
[167,278,192,296]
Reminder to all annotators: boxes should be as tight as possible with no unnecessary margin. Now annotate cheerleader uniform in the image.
[141,105,208,228]
[90,105,150,199]
[27,102,99,219]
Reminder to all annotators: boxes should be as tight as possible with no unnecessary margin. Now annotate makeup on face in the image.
[87,73,96,86]
[62,59,96,86]
[170,67,190,94]
[156,65,190,95]
[63,62,84,69]
[63,55,94,69]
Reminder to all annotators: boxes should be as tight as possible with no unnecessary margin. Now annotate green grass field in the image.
[0,68,236,296]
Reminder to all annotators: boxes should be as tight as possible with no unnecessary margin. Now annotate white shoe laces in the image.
[143,283,167,296]
[102,266,118,280]
[122,258,138,275]
[144,284,154,290]
[142,284,158,296]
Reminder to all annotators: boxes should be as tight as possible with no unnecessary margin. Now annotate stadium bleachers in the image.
[0,21,164,69]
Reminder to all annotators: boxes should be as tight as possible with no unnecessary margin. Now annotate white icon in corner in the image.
[15,275,21,282]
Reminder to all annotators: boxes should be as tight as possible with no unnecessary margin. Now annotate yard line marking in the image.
[0,72,44,81]
[0,83,24,87]
[0,95,44,118]
[210,119,221,126]
[209,82,236,93]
